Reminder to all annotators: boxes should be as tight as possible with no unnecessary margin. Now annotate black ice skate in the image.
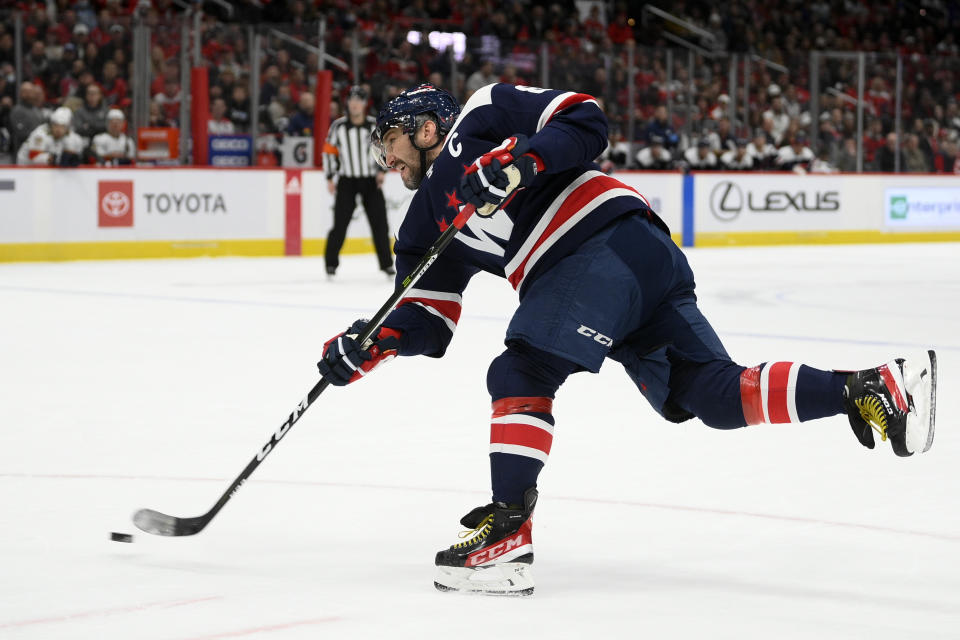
[434,487,537,596]
[843,350,937,457]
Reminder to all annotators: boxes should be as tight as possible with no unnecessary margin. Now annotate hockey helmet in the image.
[371,83,460,169]
[50,106,73,127]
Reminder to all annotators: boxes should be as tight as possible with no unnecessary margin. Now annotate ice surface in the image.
[1,244,958,639]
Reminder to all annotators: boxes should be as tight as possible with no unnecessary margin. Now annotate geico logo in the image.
[143,192,227,214]
[212,156,249,166]
[211,138,250,151]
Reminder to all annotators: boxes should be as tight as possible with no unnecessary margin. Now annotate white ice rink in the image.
[1,243,958,639]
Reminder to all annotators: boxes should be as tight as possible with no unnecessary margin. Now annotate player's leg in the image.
[609,217,936,455]
[358,178,394,273]
[324,178,357,275]
[435,219,645,594]
[434,341,578,595]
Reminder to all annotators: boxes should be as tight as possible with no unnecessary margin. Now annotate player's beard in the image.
[400,164,422,190]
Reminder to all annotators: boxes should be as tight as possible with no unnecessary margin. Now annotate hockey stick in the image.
[133,203,478,537]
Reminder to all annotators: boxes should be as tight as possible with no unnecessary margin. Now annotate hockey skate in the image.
[843,350,937,457]
[434,487,537,596]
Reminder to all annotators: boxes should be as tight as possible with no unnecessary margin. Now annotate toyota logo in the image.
[709,181,743,221]
[101,190,131,217]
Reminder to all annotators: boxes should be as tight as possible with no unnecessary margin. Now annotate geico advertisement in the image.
[0,169,284,242]
[695,174,852,232]
[885,187,960,228]
[300,171,412,240]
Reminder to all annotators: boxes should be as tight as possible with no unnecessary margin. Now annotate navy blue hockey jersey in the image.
[384,83,656,358]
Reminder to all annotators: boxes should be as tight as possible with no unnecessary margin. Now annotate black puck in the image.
[110,531,134,543]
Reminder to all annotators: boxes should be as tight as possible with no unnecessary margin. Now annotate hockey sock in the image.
[486,342,578,505]
[490,397,554,505]
[740,362,847,425]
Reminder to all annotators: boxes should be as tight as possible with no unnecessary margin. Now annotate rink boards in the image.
[0,167,958,261]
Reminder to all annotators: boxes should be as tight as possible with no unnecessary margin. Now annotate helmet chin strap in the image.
[408,122,444,185]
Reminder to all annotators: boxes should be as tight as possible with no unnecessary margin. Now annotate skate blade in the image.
[434,563,534,596]
[904,350,937,454]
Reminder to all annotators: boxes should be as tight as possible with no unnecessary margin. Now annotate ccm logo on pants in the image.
[577,325,613,346]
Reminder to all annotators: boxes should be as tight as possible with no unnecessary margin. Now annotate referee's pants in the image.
[325,177,393,272]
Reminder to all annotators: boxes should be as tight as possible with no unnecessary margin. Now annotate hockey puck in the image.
[110,531,134,543]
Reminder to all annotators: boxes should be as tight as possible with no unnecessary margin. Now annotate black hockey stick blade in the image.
[133,508,208,537]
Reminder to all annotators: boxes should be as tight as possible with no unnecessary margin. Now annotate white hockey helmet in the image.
[107,109,125,121]
[50,106,73,126]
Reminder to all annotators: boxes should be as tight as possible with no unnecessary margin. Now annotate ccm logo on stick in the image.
[577,325,613,346]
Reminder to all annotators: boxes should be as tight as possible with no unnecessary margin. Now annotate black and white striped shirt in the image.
[324,115,380,179]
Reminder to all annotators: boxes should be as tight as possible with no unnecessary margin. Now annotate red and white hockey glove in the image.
[317,319,402,386]
[460,134,544,217]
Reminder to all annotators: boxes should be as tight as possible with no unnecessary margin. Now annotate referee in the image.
[322,85,394,277]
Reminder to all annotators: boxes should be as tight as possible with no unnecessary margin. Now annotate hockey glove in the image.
[317,319,402,386]
[460,135,543,217]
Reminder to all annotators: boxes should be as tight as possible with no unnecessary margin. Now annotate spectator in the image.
[259,65,281,107]
[99,60,128,107]
[17,106,84,166]
[286,91,315,136]
[226,84,251,132]
[25,40,49,81]
[0,32,14,67]
[73,83,108,140]
[635,135,674,170]
[902,133,929,173]
[809,147,838,174]
[835,137,859,172]
[466,59,498,97]
[153,78,181,125]
[747,128,777,170]
[10,82,45,154]
[935,139,959,173]
[266,83,293,133]
[775,132,815,173]
[762,95,791,145]
[682,139,718,170]
[148,99,171,127]
[719,138,755,170]
[643,105,679,149]
[208,97,235,135]
[91,108,135,165]
[704,117,736,154]
[875,132,903,172]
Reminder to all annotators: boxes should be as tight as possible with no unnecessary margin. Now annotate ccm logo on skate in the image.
[577,325,613,346]
[466,531,528,567]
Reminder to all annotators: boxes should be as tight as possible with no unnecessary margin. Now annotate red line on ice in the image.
[0,596,220,629]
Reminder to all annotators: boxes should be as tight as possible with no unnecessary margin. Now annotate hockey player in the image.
[317,83,938,596]
[91,109,135,166]
[16,106,84,166]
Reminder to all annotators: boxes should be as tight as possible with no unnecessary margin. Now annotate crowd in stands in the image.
[1,0,959,173]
